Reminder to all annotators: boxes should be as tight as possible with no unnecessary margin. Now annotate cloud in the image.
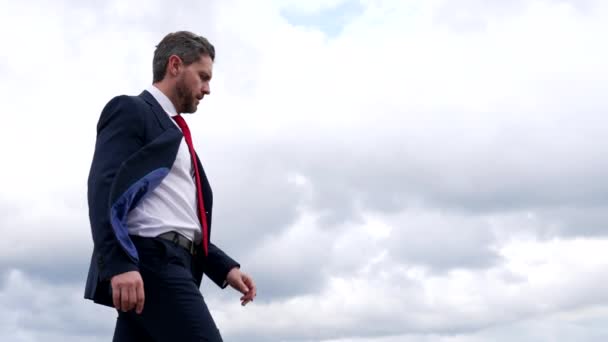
[201,0,608,235]
[210,237,608,341]
[1,0,607,341]
[0,269,115,342]
[382,208,501,271]
[280,0,365,37]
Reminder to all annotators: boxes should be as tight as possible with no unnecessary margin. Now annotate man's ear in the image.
[168,55,182,77]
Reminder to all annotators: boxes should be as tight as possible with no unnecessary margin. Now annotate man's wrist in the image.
[223,266,240,287]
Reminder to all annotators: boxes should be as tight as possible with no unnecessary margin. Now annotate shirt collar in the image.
[146,84,179,117]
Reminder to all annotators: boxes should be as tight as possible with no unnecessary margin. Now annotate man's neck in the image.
[153,82,179,113]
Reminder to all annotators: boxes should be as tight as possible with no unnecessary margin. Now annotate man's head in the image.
[152,31,215,114]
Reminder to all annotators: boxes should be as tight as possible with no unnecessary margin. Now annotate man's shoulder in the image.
[98,93,151,121]
[95,93,149,132]
[103,93,147,111]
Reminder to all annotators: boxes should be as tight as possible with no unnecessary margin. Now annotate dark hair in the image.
[152,31,215,83]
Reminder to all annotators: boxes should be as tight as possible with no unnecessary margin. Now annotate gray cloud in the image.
[1,0,608,341]
[205,146,304,251]
[383,209,500,271]
[208,244,608,341]
[0,193,92,285]
[0,270,115,342]
[209,105,608,243]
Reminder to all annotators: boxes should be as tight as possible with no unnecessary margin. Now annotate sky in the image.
[0,0,607,341]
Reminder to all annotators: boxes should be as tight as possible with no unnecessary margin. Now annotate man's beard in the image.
[176,77,197,113]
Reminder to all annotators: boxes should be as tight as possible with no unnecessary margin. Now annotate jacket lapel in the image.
[139,90,179,132]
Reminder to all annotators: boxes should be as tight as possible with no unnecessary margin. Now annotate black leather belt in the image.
[157,231,198,255]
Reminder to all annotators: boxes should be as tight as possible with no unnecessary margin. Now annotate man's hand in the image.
[111,271,145,314]
[226,267,257,306]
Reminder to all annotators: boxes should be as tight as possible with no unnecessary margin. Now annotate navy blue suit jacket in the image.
[85,90,239,307]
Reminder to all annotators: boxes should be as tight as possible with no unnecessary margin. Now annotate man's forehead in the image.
[193,55,213,70]
[196,54,213,64]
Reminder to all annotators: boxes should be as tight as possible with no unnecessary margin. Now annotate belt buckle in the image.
[177,234,193,255]
[171,232,180,245]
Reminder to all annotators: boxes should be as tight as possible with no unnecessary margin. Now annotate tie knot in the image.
[172,114,190,135]
[172,113,185,126]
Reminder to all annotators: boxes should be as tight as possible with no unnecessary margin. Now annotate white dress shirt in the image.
[126,85,202,243]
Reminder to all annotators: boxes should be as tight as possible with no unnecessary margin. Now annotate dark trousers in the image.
[112,235,223,342]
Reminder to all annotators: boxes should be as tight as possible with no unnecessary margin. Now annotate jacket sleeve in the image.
[204,242,240,288]
[88,95,144,281]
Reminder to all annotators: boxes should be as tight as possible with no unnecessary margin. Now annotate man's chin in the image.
[185,106,198,114]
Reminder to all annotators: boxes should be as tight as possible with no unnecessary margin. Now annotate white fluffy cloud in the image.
[1,0,607,341]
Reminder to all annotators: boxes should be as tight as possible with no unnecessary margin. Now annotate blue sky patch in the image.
[280,1,365,38]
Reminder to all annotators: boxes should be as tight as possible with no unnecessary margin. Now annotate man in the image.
[85,31,256,341]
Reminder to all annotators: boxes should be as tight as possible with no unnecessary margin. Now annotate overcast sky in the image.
[1,0,607,341]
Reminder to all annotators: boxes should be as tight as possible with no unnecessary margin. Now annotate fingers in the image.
[241,296,254,306]
[112,285,120,310]
[240,274,257,306]
[225,268,258,307]
[116,284,143,313]
[121,286,131,312]
[241,297,252,306]
[129,286,137,311]
[234,276,249,294]
[136,282,145,314]
[244,275,256,296]
[110,271,145,314]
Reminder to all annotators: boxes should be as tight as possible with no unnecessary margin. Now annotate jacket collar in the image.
[139,90,178,132]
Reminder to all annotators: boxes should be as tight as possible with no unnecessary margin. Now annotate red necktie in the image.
[172,114,209,256]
